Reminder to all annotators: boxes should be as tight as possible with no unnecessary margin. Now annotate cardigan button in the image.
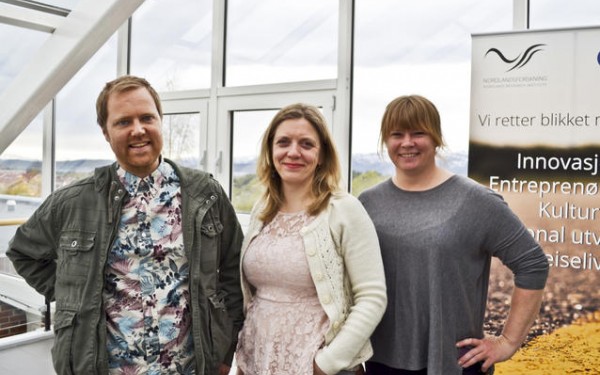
[314,273,324,281]
[307,249,316,256]
[322,294,331,304]
[333,320,340,330]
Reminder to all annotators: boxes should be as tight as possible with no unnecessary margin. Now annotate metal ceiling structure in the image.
[0,0,145,154]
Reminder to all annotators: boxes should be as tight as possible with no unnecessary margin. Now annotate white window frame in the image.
[212,81,336,194]
[160,92,210,171]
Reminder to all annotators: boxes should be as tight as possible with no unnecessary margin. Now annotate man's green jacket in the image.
[7,159,244,375]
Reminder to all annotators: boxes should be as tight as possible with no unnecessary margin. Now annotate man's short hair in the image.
[96,75,162,129]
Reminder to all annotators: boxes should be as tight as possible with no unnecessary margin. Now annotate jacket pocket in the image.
[199,211,223,273]
[58,230,95,277]
[51,309,77,375]
[208,291,233,364]
[201,220,223,238]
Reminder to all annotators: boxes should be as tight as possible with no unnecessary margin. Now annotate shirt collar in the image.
[116,157,178,196]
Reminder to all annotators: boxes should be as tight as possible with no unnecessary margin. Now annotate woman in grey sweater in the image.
[358,95,549,375]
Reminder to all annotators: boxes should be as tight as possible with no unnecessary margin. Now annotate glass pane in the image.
[0,116,44,198]
[162,113,201,168]
[0,198,39,275]
[351,0,512,195]
[531,0,600,29]
[0,24,49,95]
[131,0,212,91]
[226,0,338,86]
[1,116,44,274]
[231,110,277,213]
[55,36,118,189]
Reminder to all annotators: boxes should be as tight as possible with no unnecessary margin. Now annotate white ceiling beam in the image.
[0,3,65,32]
[0,0,146,155]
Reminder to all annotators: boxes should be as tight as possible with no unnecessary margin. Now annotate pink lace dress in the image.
[236,211,330,375]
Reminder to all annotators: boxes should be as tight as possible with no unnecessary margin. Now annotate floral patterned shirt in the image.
[103,161,195,375]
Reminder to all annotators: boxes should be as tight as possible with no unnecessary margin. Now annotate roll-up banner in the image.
[470,27,600,373]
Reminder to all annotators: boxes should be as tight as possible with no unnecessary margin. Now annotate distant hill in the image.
[0,159,41,171]
[437,150,469,176]
[234,151,469,177]
[0,159,113,173]
[1,151,469,177]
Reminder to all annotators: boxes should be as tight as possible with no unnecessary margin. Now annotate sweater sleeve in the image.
[478,188,549,290]
[314,194,387,374]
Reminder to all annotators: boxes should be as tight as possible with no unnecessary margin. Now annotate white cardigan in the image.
[239,192,387,375]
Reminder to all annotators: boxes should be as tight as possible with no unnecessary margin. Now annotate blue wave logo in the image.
[485,44,546,72]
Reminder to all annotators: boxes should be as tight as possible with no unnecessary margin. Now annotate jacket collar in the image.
[93,158,212,194]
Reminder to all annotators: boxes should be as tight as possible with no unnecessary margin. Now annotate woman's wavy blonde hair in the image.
[256,103,341,223]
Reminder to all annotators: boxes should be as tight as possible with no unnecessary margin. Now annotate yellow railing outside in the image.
[0,218,27,226]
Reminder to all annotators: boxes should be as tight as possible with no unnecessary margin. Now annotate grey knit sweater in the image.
[358,175,548,375]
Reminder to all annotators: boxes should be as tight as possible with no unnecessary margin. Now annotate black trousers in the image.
[365,361,493,375]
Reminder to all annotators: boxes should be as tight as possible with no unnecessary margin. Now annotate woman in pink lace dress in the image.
[235,103,387,375]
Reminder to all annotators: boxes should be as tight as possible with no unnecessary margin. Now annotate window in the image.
[0,116,43,276]
[0,24,48,96]
[530,0,600,29]
[162,113,202,168]
[231,110,277,212]
[0,116,44,198]
[55,36,118,189]
[351,0,512,195]
[216,91,334,200]
[226,0,338,86]
[131,0,212,91]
